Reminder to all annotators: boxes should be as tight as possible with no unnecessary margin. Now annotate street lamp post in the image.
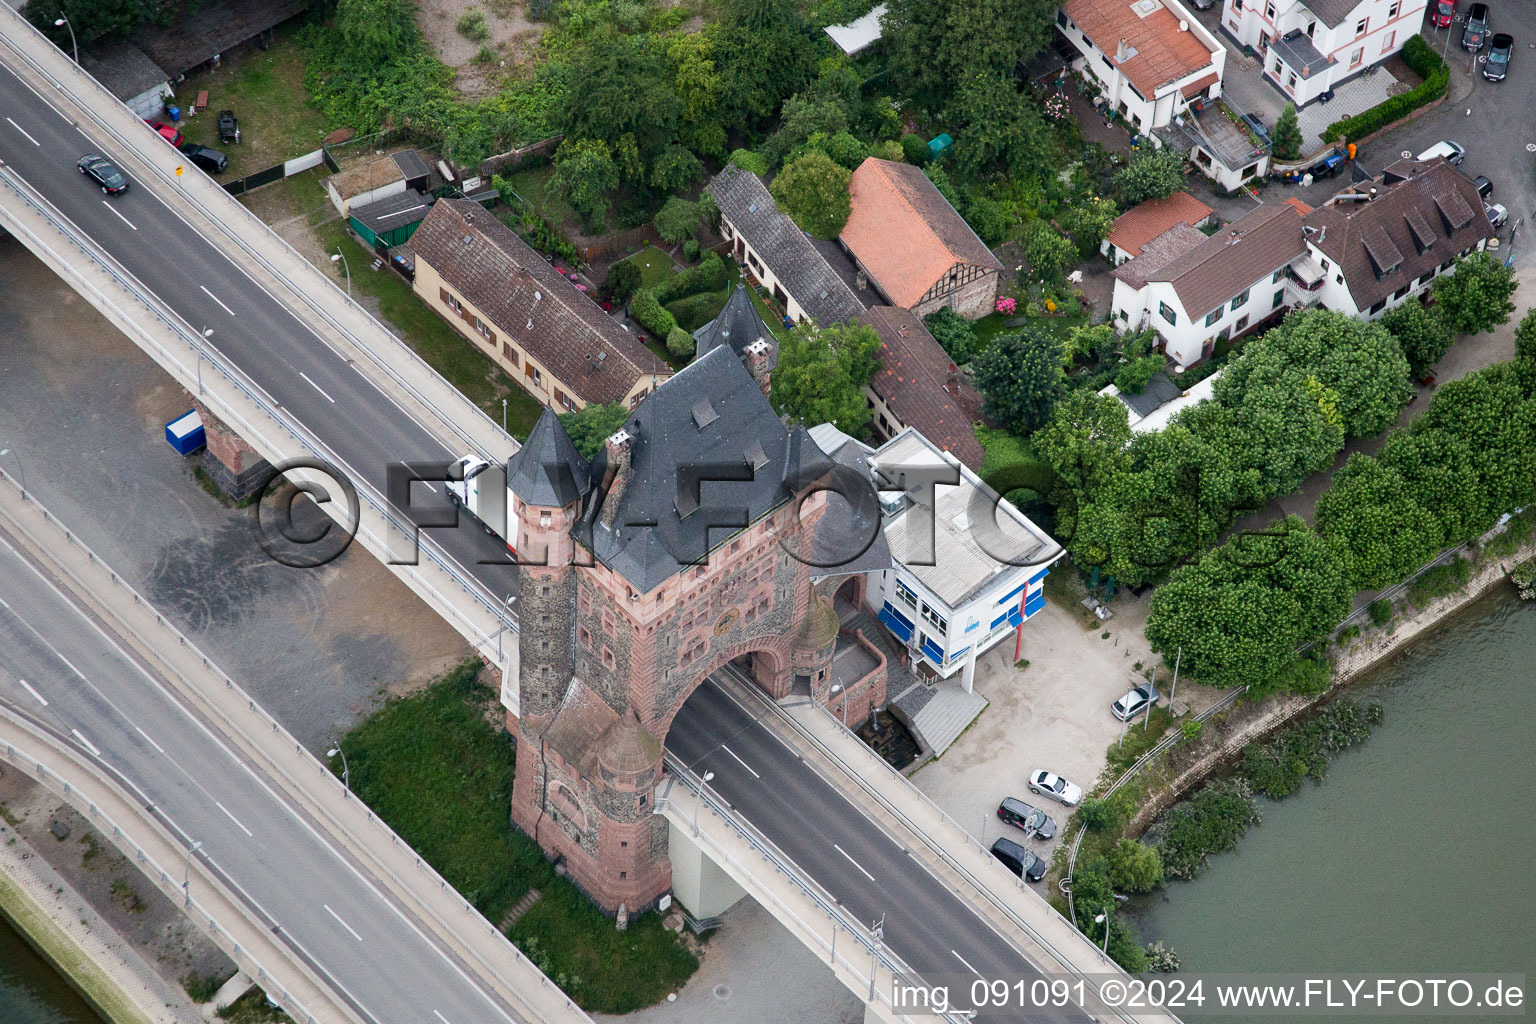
[326,744,350,793]
[53,16,77,64]
[502,398,508,433]
[0,448,26,499]
[690,770,715,836]
[183,840,204,908]
[829,683,847,728]
[1094,906,1112,954]
[197,327,213,395]
[330,249,351,297]
[868,914,884,1003]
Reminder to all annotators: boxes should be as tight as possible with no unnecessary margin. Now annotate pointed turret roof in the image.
[505,406,591,508]
[692,284,779,371]
[596,707,661,777]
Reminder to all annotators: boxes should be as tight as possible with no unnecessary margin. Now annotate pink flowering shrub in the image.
[996,296,1017,315]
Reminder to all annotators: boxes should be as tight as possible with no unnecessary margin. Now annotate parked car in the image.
[990,838,1047,882]
[217,109,240,144]
[1462,3,1490,50]
[77,154,129,195]
[1416,140,1466,166]
[179,143,228,174]
[997,797,1058,840]
[1027,770,1083,806]
[1431,0,1456,29]
[1485,203,1509,229]
[144,120,183,147]
[1111,681,1160,721]
[1483,33,1513,81]
[1186,0,1214,10]
[1474,175,1493,200]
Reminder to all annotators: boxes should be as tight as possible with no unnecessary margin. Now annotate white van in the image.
[1416,140,1466,166]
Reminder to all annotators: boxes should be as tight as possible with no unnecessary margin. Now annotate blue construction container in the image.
[165,409,205,455]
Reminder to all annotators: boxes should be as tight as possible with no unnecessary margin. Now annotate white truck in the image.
[445,455,512,550]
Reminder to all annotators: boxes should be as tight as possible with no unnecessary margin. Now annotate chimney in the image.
[744,339,772,395]
[1116,38,1129,62]
[600,429,633,528]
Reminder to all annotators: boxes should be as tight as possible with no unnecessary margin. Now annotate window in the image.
[1233,315,1249,333]
[920,603,947,633]
[1273,58,1284,75]
[1350,47,1364,68]
[1273,289,1285,309]
[579,625,591,647]
[1206,309,1222,327]
[1230,288,1250,311]
[1355,17,1368,36]
[1272,268,1284,284]
[556,389,574,411]
[1320,258,1330,271]
[475,316,493,342]
[1382,31,1395,52]
[440,289,463,314]
[895,579,917,608]
[1389,1,1399,16]
[502,342,518,366]
[1159,301,1178,326]
[1369,298,1387,314]
[1057,8,1067,26]
[527,366,543,387]
[1336,273,1344,284]
[1287,72,1298,91]
[1394,284,1410,299]
[1265,0,1275,16]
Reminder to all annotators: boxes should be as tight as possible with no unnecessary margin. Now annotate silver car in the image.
[1112,681,1160,721]
[1028,769,1083,806]
[1486,203,1509,229]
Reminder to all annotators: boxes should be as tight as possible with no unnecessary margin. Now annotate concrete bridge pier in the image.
[666,818,747,920]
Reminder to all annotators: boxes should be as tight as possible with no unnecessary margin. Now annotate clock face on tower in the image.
[714,609,740,636]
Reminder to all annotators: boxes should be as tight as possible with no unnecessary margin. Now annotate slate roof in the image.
[860,306,985,472]
[841,159,1003,309]
[807,428,892,579]
[1141,203,1305,319]
[506,406,591,509]
[83,41,168,101]
[575,346,836,593]
[348,189,432,235]
[1106,192,1214,257]
[1111,222,1207,289]
[1302,159,1493,311]
[692,285,779,371]
[1062,0,1218,98]
[1300,0,1364,28]
[412,200,668,405]
[705,166,866,325]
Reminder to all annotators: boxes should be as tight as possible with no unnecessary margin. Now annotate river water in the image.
[1133,586,1536,1021]
[0,915,101,1024]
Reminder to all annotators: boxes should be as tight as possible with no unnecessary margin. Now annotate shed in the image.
[348,189,432,248]
[82,41,171,120]
[391,150,432,192]
[927,134,953,161]
[824,3,886,55]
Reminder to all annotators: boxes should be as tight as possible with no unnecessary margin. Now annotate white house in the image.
[1100,370,1225,432]
[1058,0,1227,134]
[1112,201,1307,367]
[1220,0,1430,108]
[866,429,1064,691]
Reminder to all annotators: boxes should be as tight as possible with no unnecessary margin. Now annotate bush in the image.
[630,287,677,339]
[1114,353,1166,394]
[654,251,728,303]
[1368,597,1394,626]
[1077,797,1120,833]
[682,239,700,262]
[1325,37,1446,141]
[1105,839,1164,893]
[1153,777,1261,880]
[665,291,724,332]
[1179,719,1203,744]
[183,970,235,1003]
[1240,700,1383,799]
[727,148,770,176]
[900,133,929,165]
[1512,561,1536,600]
[923,307,981,364]
[666,326,696,360]
[604,259,641,303]
[456,9,489,40]
[1408,556,1473,606]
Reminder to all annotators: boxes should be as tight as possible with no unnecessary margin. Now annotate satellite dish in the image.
[1400,150,1412,158]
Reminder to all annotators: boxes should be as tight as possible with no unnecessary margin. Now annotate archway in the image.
[829,574,866,624]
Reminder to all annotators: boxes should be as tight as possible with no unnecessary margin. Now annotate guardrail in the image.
[0,471,579,1023]
[661,756,963,1024]
[0,9,509,466]
[0,704,342,1024]
[0,167,517,666]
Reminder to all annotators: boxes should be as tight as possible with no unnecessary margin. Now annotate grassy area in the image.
[500,165,578,229]
[334,662,697,1012]
[971,311,1089,351]
[215,987,293,1023]
[617,245,679,291]
[174,29,330,180]
[314,221,543,438]
[975,424,1036,480]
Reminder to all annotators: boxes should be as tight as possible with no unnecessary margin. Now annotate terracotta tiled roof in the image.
[1063,0,1217,98]
[1181,71,1219,97]
[860,306,985,471]
[1282,197,1313,216]
[841,159,1003,309]
[411,200,667,405]
[1106,192,1215,257]
[1157,203,1307,318]
[1302,159,1493,311]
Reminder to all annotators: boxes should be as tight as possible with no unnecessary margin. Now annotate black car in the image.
[997,797,1058,840]
[218,109,240,144]
[1474,175,1493,200]
[990,838,1046,882]
[1483,33,1513,81]
[78,154,129,195]
[179,143,228,174]
[1462,3,1490,51]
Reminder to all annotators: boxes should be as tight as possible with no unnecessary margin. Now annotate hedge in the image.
[1325,35,1447,142]
[654,252,728,304]
[665,291,725,332]
[630,287,677,339]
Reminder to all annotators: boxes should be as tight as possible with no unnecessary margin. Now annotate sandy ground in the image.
[416,0,548,100]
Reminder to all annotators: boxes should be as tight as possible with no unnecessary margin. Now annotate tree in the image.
[1145,516,1354,689]
[654,197,704,245]
[763,92,850,168]
[1069,869,1149,973]
[1515,307,1536,366]
[1380,297,1454,378]
[1271,103,1303,161]
[727,148,770,176]
[710,0,817,128]
[604,259,641,304]
[1315,452,1447,589]
[770,151,852,240]
[666,326,697,361]
[558,35,682,184]
[923,308,981,364]
[1432,251,1518,335]
[1060,196,1119,258]
[332,0,421,62]
[944,72,1049,179]
[1115,353,1167,394]
[960,192,1010,246]
[558,404,630,460]
[1112,148,1185,207]
[668,33,722,155]
[900,133,929,165]
[649,145,703,192]
[883,0,1056,113]
[974,328,1067,435]
[549,139,619,232]
[770,322,877,431]
[1032,390,1132,497]
[26,0,157,49]
[1023,220,1077,285]
[1105,839,1164,893]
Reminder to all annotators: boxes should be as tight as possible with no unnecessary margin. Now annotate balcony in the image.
[1288,253,1327,291]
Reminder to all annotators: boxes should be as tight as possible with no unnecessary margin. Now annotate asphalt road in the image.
[0,523,529,1024]
[0,53,1091,1020]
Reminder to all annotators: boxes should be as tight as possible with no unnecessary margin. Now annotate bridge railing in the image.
[0,167,517,667]
[661,755,966,1024]
[0,7,511,468]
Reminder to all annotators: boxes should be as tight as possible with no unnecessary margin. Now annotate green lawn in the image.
[334,663,698,1012]
[314,221,543,439]
[174,29,329,181]
[499,165,578,229]
[616,245,679,291]
[970,311,1089,351]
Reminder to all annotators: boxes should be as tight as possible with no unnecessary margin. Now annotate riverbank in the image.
[0,810,205,1024]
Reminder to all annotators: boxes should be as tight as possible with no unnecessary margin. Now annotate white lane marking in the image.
[135,726,166,754]
[71,729,102,757]
[216,801,254,837]
[6,117,39,146]
[719,743,759,778]
[434,1012,451,1024]
[833,843,876,883]
[18,679,48,706]
[299,372,336,404]
[199,284,235,316]
[421,482,437,493]
[952,950,983,977]
[325,904,364,942]
[101,201,136,230]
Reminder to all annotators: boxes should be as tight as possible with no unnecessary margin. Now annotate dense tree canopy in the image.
[770,321,881,431]
[1113,149,1185,206]
[945,73,1050,180]
[883,0,1056,113]
[1380,297,1453,378]
[549,139,620,232]
[558,404,630,460]
[923,308,981,365]
[559,35,682,186]
[770,151,852,239]
[1032,390,1132,498]
[974,328,1067,436]
[1431,251,1517,335]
